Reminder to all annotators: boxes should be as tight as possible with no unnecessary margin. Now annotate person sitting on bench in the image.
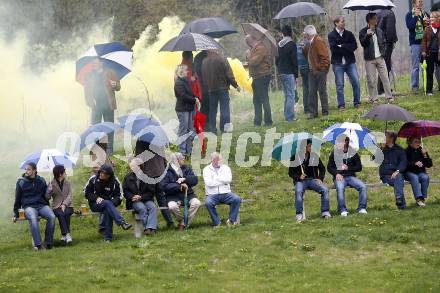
[13,162,56,250]
[160,153,201,230]
[379,131,408,210]
[288,139,330,221]
[404,136,433,207]
[84,164,132,242]
[327,136,367,217]
[203,152,242,227]
[123,158,158,236]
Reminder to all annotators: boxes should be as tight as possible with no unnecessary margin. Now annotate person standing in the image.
[328,16,361,110]
[13,163,55,250]
[246,34,273,126]
[202,50,240,133]
[298,34,310,114]
[194,51,210,125]
[302,25,330,119]
[379,131,408,210]
[421,12,440,95]
[174,64,199,156]
[83,58,121,155]
[406,0,430,91]
[276,25,299,122]
[377,5,398,96]
[359,13,394,103]
[46,165,74,244]
[203,152,242,227]
[404,136,432,206]
[327,137,367,216]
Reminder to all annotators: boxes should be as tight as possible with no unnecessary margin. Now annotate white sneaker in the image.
[226,219,238,226]
[295,214,304,222]
[65,233,72,243]
[358,209,368,214]
[340,211,348,217]
[60,235,66,242]
[322,211,331,219]
[416,200,426,207]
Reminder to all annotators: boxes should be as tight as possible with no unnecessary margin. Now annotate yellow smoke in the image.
[228,58,253,93]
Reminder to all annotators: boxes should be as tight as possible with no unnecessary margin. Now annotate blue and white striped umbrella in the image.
[20,149,77,172]
[79,122,120,150]
[76,42,133,84]
[323,122,376,150]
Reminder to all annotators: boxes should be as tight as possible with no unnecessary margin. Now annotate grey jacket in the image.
[46,179,73,209]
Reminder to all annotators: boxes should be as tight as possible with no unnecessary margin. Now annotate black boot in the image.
[120,220,132,230]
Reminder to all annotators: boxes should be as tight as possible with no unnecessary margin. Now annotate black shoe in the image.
[121,220,132,230]
[322,112,329,116]
[307,114,317,120]
[354,103,361,108]
[98,228,106,235]
[45,244,53,250]
[167,222,175,228]
[338,106,345,111]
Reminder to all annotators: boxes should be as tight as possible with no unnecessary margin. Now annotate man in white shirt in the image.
[203,152,242,226]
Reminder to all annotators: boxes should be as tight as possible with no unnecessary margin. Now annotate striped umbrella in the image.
[20,149,77,172]
[323,122,376,150]
[76,42,133,85]
[79,122,120,150]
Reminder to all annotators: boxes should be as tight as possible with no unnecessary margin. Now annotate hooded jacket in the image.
[84,166,123,207]
[288,154,326,183]
[276,37,298,77]
[123,172,156,210]
[327,150,362,179]
[13,175,48,218]
[379,144,407,178]
[160,164,198,202]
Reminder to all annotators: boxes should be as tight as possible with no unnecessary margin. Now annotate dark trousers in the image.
[53,207,73,235]
[91,200,123,240]
[300,67,310,114]
[308,70,329,117]
[208,89,231,133]
[426,53,440,93]
[91,106,115,154]
[252,75,272,126]
[200,87,210,131]
[155,184,174,225]
[378,43,394,94]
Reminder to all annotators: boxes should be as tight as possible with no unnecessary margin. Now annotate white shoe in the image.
[60,235,66,242]
[65,233,72,243]
[322,211,331,219]
[226,219,238,226]
[340,211,348,217]
[358,209,368,214]
[416,200,426,207]
[295,214,304,222]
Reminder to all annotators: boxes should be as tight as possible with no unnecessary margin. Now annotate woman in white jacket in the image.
[203,152,241,226]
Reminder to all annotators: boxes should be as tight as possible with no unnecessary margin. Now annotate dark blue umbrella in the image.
[118,115,169,147]
[79,122,120,150]
[76,42,133,85]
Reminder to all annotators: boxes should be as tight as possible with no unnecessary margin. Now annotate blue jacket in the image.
[297,46,309,70]
[406,11,429,45]
[14,175,48,217]
[379,144,407,178]
[160,165,198,203]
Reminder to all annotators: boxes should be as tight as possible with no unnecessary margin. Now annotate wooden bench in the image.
[300,179,440,219]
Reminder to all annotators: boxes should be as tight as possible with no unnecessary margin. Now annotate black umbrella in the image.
[363,104,416,131]
[343,0,395,11]
[180,17,238,38]
[159,33,222,52]
[273,2,326,19]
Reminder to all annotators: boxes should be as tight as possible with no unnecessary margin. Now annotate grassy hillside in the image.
[1,80,440,292]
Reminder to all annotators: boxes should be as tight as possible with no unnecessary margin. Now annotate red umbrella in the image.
[397,120,440,138]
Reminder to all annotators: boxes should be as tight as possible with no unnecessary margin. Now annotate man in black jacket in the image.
[328,16,361,110]
[13,162,55,250]
[288,140,330,221]
[360,13,394,103]
[123,158,158,235]
[379,132,408,209]
[84,164,132,241]
[276,25,298,122]
[327,137,367,216]
[377,7,398,95]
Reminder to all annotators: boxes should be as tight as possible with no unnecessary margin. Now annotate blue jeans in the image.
[332,63,361,108]
[334,176,367,212]
[381,173,406,209]
[24,205,56,247]
[205,193,241,226]
[300,67,310,114]
[208,89,231,133]
[176,110,196,155]
[280,74,296,121]
[91,106,114,154]
[410,44,421,89]
[294,179,330,215]
[404,172,429,200]
[132,201,158,230]
[91,200,123,240]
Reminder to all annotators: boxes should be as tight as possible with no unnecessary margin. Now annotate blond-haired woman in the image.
[174,64,200,156]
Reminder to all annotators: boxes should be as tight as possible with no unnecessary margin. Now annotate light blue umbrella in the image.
[118,114,169,147]
[79,122,120,150]
[322,122,376,150]
[272,132,324,161]
[20,149,77,172]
